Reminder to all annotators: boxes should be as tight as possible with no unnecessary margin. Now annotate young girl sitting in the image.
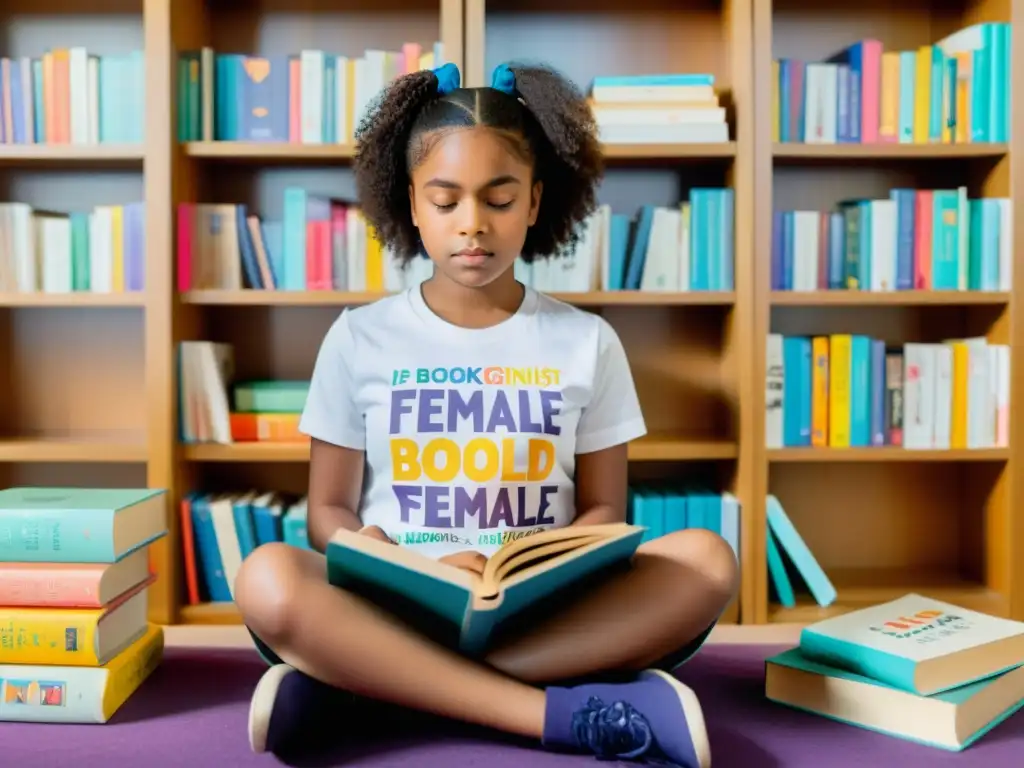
[234,60,738,768]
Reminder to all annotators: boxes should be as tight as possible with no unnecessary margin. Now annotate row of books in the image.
[0,49,144,146]
[176,189,736,294]
[766,593,1024,751]
[0,202,145,294]
[773,23,1011,145]
[588,73,729,145]
[627,485,740,555]
[181,491,310,605]
[0,487,166,723]
[772,189,1012,293]
[766,334,1010,450]
[177,43,445,144]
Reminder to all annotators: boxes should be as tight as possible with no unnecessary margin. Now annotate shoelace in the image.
[570,695,683,767]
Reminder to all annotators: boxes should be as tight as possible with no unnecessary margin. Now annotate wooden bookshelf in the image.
[8,0,1019,632]
[751,0,1022,626]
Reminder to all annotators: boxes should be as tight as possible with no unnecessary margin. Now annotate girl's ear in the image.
[528,180,543,226]
[409,183,419,227]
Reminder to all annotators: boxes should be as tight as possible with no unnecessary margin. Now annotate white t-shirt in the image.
[298,284,647,559]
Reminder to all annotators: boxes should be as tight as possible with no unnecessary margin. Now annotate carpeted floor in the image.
[3,644,1023,766]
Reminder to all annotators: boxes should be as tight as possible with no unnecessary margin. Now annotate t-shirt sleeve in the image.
[575,318,647,454]
[298,310,366,450]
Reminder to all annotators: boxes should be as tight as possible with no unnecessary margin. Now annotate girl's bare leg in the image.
[234,542,546,738]
[485,528,739,683]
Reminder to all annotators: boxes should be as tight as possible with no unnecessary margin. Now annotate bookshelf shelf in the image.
[0,434,148,463]
[767,447,1010,463]
[181,289,736,307]
[769,290,1011,307]
[0,144,145,166]
[772,142,1009,161]
[183,140,737,163]
[179,602,244,626]
[0,293,146,308]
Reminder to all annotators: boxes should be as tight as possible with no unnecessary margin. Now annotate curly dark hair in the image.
[352,62,604,264]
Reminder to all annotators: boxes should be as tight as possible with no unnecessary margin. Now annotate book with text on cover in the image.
[764,647,1024,751]
[799,593,1024,695]
[326,523,645,656]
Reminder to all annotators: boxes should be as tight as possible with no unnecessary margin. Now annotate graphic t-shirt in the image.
[298,285,647,559]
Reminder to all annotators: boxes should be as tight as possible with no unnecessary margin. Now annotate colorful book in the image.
[0,624,164,723]
[0,547,151,608]
[799,594,1024,695]
[0,576,153,666]
[0,487,167,564]
[765,646,1024,751]
[325,523,645,655]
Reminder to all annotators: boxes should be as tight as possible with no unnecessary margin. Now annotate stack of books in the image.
[0,487,168,723]
[766,594,1024,750]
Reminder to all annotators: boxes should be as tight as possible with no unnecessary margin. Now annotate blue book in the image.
[326,523,645,656]
[796,593,1024,696]
[766,645,1024,751]
[0,487,167,563]
[766,494,836,607]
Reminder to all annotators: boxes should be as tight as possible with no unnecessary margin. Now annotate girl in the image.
[234,60,738,768]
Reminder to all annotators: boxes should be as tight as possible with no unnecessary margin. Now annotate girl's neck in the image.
[420,268,525,330]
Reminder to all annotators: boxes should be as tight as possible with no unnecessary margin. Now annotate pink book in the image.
[859,39,883,144]
[402,43,422,75]
[913,190,932,289]
[0,550,152,609]
[305,220,333,290]
[288,58,301,143]
[177,203,193,291]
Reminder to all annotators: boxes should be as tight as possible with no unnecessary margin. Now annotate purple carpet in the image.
[3,644,1022,766]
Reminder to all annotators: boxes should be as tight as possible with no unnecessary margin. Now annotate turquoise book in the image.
[765,647,1024,751]
[325,522,645,656]
[798,594,1024,696]
[0,487,167,564]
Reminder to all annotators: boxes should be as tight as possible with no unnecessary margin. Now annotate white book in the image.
[299,50,324,144]
[798,593,1024,695]
[869,199,896,291]
[640,207,681,291]
[69,47,90,144]
[932,344,953,449]
[902,343,936,449]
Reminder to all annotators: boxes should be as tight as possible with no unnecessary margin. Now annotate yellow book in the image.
[949,342,969,448]
[110,204,124,291]
[772,60,780,143]
[345,59,357,144]
[0,624,163,723]
[828,334,852,447]
[879,52,901,141]
[913,46,932,144]
[955,52,971,144]
[811,336,830,447]
[365,225,384,291]
[0,578,150,667]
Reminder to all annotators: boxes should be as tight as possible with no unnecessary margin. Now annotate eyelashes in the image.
[432,201,515,213]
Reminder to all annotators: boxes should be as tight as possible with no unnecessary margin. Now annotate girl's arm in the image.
[571,442,629,527]
[306,438,366,552]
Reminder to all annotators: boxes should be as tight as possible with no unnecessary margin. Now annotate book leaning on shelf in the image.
[0,487,168,723]
[765,594,1024,751]
[176,188,734,295]
[326,522,645,656]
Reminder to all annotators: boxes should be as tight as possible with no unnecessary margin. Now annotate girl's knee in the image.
[235,542,309,644]
[658,528,739,599]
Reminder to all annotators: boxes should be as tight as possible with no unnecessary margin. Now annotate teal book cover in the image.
[765,646,1024,751]
[0,487,167,564]
[326,523,645,656]
[798,593,1024,695]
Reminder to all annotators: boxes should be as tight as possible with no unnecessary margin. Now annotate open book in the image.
[325,523,645,656]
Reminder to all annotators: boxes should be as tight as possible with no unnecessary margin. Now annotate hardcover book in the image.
[326,522,645,656]
[799,593,1024,695]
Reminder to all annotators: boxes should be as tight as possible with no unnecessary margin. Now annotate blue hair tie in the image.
[432,62,461,94]
[490,63,517,96]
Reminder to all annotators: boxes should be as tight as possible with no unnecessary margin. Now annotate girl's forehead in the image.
[413,126,532,178]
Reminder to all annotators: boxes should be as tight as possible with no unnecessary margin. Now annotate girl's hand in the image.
[358,525,395,544]
[439,550,488,576]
